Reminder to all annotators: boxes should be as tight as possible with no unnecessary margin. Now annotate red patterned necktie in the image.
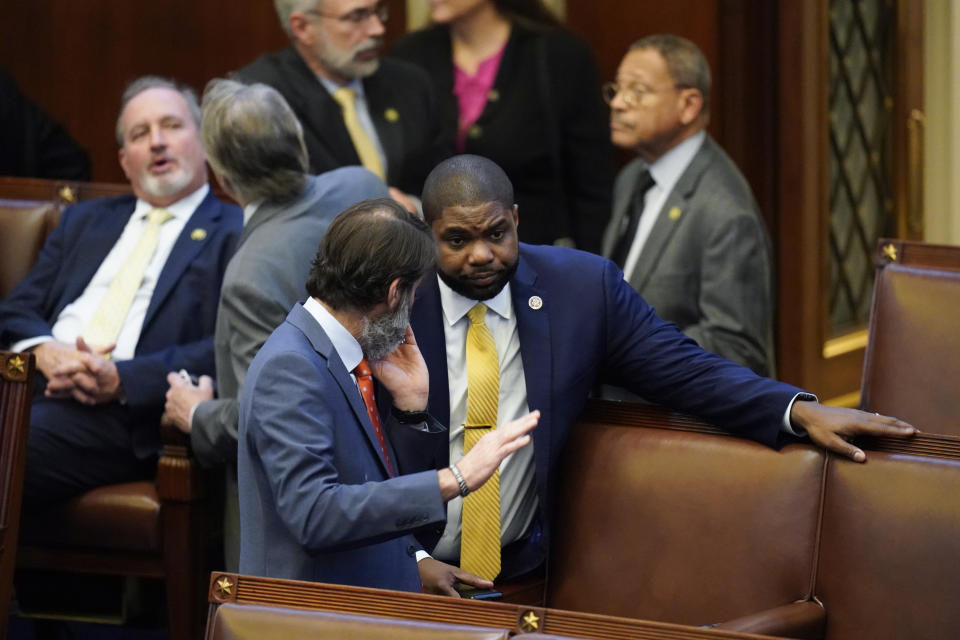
[353,358,395,477]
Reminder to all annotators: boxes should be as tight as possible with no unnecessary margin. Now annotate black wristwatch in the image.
[390,406,430,424]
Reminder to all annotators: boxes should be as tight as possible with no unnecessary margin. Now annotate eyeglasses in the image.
[602,82,683,107]
[305,1,389,25]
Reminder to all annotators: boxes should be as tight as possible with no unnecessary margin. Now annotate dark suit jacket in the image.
[409,243,805,577]
[237,47,444,197]
[238,303,447,591]
[602,135,775,376]
[0,190,242,457]
[390,23,615,252]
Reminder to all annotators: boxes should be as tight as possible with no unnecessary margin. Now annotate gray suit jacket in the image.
[190,168,389,569]
[602,135,775,376]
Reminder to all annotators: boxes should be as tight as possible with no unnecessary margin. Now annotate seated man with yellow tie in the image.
[0,76,242,506]
[237,0,444,212]
[237,198,538,591]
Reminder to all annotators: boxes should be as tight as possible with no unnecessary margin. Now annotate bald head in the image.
[422,155,515,225]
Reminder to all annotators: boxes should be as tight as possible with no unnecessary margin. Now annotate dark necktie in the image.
[353,358,395,477]
[610,169,655,268]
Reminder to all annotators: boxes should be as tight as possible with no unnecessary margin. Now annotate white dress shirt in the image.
[621,130,706,279]
[430,276,539,563]
[302,296,364,377]
[12,184,209,361]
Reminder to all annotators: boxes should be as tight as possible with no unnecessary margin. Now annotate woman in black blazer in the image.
[391,0,615,253]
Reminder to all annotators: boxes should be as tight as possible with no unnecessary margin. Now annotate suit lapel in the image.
[143,191,220,329]
[364,74,402,185]
[509,252,552,490]
[628,139,714,290]
[411,276,451,431]
[59,197,135,309]
[288,303,395,477]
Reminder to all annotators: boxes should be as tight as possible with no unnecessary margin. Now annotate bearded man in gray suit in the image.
[161,78,388,569]
[602,34,774,377]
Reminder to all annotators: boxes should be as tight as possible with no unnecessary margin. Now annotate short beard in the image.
[315,38,381,80]
[139,164,195,200]
[437,259,517,301]
[358,296,410,362]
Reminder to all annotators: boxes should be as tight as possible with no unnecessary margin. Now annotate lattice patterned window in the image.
[828,0,896,336]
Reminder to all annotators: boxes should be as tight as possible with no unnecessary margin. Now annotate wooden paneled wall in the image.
[0,0,408,183]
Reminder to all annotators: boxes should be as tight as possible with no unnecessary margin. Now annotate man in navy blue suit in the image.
[0,76,242,506]
[237,198,537,591]
[408,154,916,595]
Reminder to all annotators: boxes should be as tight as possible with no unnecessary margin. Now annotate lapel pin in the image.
[190,228,207,241]
[528,295,543,310]
[384,108,399,123]
[487,89,500,102]
[668,206,682,220]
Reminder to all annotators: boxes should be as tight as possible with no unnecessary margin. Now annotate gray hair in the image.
[115,76,201,145]
[631,34,711,115]
[274,0,320,39]
[201,78,308,204]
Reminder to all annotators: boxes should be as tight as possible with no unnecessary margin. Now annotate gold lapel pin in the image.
[384,108,399,123]
[488,89,500,102]
[668,206,682,220]
[190,228,207,241]
[528,296,543,310]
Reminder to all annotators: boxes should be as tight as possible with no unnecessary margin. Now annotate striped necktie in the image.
[332,87,386,179]
[460,302,501,581]
[83,208,173,351]
[353,358,395,477]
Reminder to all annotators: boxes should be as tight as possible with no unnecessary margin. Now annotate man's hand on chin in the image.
[790,401,916,462]
[417,557,493,597]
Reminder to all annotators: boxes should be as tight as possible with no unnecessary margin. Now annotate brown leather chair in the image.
[0,352,35,640]
[0,177,212,638]
[861,238,960,435]
[206,573,778,640]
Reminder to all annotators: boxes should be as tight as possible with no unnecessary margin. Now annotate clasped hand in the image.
[36,337,122,405]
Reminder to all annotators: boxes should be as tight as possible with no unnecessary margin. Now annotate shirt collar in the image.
[303,296,364,372]
[317,75,366,101]
[242,199,264,225]
[437,274,513,326]
[648,129,706,196]
[132,183,210,222]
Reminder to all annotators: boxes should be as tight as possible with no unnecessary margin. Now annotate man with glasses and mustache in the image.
[238,0,444,213]
[237,198,539,590]
[602,34,775,377]
[0,76,241,507]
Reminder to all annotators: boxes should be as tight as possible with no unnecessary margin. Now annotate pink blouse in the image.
[453,45,506,152]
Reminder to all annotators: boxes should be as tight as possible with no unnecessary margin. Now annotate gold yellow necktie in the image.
[461,302,501,581]
[332,87,386,180]
[83,208,173,350]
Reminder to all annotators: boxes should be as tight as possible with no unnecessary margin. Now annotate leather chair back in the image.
[0,352,35,639]
[548,406,825,627]
[815,440,960,638]
[0,200,60,297]
[861,239,960,435]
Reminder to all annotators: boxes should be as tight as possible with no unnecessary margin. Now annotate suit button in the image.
[407,545,416,557]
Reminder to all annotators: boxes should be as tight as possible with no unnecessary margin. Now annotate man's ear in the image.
[289,12,313,46]
[678,89,704,126]
[118,148,132,182]
[386,278,404,310]
[511,204,519,230]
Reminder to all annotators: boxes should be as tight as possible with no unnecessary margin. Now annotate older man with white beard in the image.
[0,76,242,506]
[238,0,444,212]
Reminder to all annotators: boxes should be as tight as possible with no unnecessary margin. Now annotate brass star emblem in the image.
[59,185,77,203]
[8,355,25,375]
[882,243,898,262]
[214,576,233,597]
[521,610,540,632]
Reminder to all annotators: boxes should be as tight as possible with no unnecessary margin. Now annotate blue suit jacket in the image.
[0,190,242,457]
[409,243,805,577]
[238,303,448,592]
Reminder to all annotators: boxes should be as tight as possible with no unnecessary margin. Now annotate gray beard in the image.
[358,297,410,362]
